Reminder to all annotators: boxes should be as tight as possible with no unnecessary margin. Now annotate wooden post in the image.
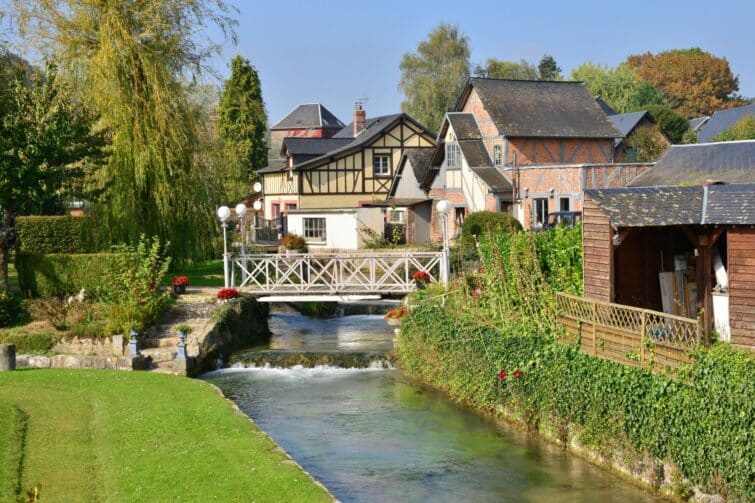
[591,301,597,355]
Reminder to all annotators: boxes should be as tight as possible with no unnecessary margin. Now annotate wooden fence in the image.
[556,293,701,374]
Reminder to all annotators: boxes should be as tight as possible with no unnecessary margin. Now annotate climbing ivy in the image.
[397,228,754,501]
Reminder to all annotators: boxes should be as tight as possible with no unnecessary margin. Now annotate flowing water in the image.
[205,311,664,502]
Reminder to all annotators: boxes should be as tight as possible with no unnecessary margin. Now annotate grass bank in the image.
[0,369,331,502]
[168,259,224,287]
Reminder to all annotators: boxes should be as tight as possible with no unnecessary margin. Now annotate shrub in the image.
[15,216,99,254]
[0,329,60,353]
[460,211,522,249]
[280,233,306,251]
[0,291,26,328]
[15,252,121,298]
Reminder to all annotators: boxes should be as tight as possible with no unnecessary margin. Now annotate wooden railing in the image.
[556,293,701,374]
[231,251,444,295]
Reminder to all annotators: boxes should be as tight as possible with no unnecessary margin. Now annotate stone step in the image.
[149,361,178,374]
[142,337,180,348]
[141,348,177,363]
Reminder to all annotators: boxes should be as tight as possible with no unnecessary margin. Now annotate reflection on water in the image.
[266,312,396,352]
[206,364,663,502]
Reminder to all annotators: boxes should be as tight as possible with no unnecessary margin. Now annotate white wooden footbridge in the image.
[225,251,448,301]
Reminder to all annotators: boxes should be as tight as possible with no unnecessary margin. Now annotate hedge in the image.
[460,211,522,249]
[0,330,60,354]
[15,252,121,298]
[15,216,98,254]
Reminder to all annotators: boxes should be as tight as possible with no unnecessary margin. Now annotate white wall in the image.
[287,208,384,250]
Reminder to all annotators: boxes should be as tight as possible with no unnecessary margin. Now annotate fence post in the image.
[591,301,597,355]
[640,310,647,363]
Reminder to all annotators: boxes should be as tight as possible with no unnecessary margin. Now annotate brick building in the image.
[268,103,345,162]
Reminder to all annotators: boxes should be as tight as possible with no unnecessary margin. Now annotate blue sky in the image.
[207,0,753,125]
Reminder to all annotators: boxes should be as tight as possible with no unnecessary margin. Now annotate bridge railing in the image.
[230,251,444,294]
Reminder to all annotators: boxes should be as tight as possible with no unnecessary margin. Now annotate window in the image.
[559,197,570,212]
[374,155,391,176]
[303,217,326,241]
[533,198,548,227]
[446,141,461,169]
[389,209,405,223]
[285,203,297,213]
[494,144,502,167]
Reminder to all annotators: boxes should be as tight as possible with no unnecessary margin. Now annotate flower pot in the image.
[173,285,187,295]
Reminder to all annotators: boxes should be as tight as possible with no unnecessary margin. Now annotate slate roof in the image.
[271,104,345,130]
[257,158,288,174]
[595,97,617,116]
[688,116,709,133]
[586,183,755,227]
[447,113,482,140]
[331,113,404,139]
[457,78,621,138]
[366,198,431,207]
[281,137,352,156]
[403,147,435,184]
[608,111,650,147]
[294,114,433,171]
[697,103,755,143]
[630,141,755,187]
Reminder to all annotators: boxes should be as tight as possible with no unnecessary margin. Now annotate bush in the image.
[460,211,521,249]
[0,329,60,353]
[0,291,26,328]
[712,115,755,142]
[15,216,99,254]
[280,233,306,251]
[15,252,121,298]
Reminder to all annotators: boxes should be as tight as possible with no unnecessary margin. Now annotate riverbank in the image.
[0,369,331,502]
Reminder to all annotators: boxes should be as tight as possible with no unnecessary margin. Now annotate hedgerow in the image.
[15,252,121,298]
[15,216,100,254]
[398,227,754,501]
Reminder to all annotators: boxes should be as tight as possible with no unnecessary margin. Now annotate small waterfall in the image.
[228,350,395,370]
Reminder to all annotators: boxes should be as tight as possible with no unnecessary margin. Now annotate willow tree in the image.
[13,1,238,261]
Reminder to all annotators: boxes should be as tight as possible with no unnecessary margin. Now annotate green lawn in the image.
[0,369,331,502]
[169,259,224,287]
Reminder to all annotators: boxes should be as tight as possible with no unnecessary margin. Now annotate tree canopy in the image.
[474,59,539,80]
[538,55,562,80]
[711,115,755,142]
[645,104,689,144]
[399,23,471,132]
[570,62,664,114]
[13,0,238,262]
[627,48,745,117]
[218,55,268,182]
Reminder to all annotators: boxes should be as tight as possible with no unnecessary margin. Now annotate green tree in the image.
[474,58,539,80]
[570,62,664,113]
[0,58,105,290]
[627,48,745,117]
[399,23,471,132]
[13,0,238,262]
[711,115,755,142]
[623,125,668,162]
[218,55,268,182]
[645,104,689,143]
[538,54,561,80]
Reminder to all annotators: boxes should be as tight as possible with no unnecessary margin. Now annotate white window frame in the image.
[303,217,326,241]
[374,154,391,177]
[389,209,405,223]
[446,141,461,169]
[533,198,549,227]
[494,144,502,167]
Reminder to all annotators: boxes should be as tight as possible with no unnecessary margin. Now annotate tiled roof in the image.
[331,113,403,139]
[447,113,482,140]
[697,103,755,143]
[271,104,345,130]
[608,111,650,147]
[281,137,352,156]
[403,147,435,185]
[586,183,755,227]
[688,116,709,133]
[630,140,755,187]
[459,78,621,138]
[257,158,287,174]
[595,96,617,116]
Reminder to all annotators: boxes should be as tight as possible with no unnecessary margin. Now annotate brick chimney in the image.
[353,102,366,136]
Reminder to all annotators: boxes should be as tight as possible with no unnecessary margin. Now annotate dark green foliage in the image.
[646,104,690,143]
[15,216,100,254]
[0,401,26,502]
[218,55,268,180]
[0,291,25,328]
[398,229,754,501]
[712,115,755,142]
[460,211,522,249]
[532,225,583,295]
[0,330,60,353]
[15,252,120,298]
[538,55,562,80]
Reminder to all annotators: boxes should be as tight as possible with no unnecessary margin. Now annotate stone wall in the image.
[16,353,150,371]
[52,334,125,356]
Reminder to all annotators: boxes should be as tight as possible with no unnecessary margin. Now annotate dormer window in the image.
[494,144,502,167]
[446,136,461,169]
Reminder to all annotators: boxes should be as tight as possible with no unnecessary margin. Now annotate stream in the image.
[204,310,664,502]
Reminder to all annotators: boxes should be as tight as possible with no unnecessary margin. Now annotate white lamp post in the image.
[217,205,231,288]
[235,203,248,283]
[436,199,452,287]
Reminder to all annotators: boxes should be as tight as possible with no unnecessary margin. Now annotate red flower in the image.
[411,271,431,282]
[513,369,522,378]
[497,370,507,380]
[171,275,190,287]
[217,288,240,300]
[477,266,484,274]
[385,306,408,320]
[472,288,481,299]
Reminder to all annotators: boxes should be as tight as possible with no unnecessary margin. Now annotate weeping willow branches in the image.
[13,0,238,261]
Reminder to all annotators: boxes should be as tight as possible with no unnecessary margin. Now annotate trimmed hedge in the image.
[15,216,97,254]
[0,330,60,353]
[461,211,522,249]
[15,252,121,298]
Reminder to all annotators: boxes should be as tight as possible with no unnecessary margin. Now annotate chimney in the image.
[353,101,366,137]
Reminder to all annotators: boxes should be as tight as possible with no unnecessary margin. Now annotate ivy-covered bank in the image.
[396,227,754,502]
